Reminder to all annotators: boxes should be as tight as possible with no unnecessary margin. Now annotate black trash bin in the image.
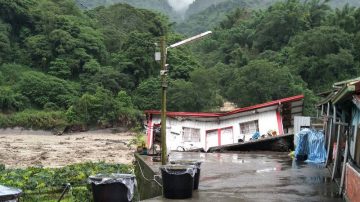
[160,165,196,199]
[170,160,202,190]
[88,174,136,202]
[0,185,22,202]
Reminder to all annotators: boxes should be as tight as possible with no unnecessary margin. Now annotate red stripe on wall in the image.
[218,129,221,146]
[147,115,152,148]
[276,111,284,135]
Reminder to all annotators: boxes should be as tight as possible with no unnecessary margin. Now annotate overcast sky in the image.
[167,0,195,12]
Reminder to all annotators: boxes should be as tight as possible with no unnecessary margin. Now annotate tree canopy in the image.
[1,0,360,129]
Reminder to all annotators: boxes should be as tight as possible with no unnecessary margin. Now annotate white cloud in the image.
[167,0,195,12]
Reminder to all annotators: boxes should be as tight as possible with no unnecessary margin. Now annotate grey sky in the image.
[167,0,195,12]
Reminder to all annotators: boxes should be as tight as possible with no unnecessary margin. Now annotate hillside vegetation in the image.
[177,0,360,35]
[0,0,220,130]
[77,0,360,21]
[0,0,360,130]
[190,0,360,114]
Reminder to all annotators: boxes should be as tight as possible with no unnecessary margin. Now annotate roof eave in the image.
[332,85,356,104]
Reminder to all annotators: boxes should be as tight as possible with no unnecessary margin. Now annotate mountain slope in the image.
[75,0,179,20]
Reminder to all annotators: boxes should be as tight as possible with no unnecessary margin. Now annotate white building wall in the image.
[150,110,280,151]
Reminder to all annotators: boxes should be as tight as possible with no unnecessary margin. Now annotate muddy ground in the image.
[0,128,136,168]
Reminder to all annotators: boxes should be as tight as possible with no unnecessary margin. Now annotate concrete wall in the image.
[134,154,162,200]
[345,163,360,202]
[149,110,280,151]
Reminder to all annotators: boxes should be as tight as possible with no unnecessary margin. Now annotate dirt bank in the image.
[0,128,136,168]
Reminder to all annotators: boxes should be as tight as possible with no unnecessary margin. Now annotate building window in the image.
[183,127,200,142]
[240,120,259,135]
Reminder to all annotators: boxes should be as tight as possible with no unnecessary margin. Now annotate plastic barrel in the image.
[160,165,195,199]
[170,160,202,190]
[0,185,22,202]
[89,174,136,202]
[91,182,129,202]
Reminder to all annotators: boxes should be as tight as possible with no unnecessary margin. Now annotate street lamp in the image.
[156,31,213,165]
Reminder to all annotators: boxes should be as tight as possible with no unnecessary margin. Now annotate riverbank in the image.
[0,128,136,168]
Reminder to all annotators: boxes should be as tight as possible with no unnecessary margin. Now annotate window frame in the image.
[239,120,259,135]
[182,127,201,142]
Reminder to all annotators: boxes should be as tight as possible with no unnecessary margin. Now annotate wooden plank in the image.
[339,139,348,195]
[356,125,360,166]
[326,118,333,166]
[332,125,341,180]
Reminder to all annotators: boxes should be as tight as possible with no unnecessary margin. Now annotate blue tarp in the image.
[252,131,260,140]
[294,128,327,163]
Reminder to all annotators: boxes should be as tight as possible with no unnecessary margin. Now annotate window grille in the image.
[183,127,200,142]
[240,120,259,135]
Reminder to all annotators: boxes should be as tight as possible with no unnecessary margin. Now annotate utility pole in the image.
[157,31,212,165]
[160,36,168,165]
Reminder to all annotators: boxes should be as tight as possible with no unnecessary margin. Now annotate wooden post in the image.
[339,138,348,195]
[160,36,168,165]
[332,125,341,180]
[326,105,336,166]
[326,117,333,166]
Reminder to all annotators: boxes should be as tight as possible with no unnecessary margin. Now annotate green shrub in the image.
[0,86,30,112]
[0,72,3,85]
[0,164,5,171]
[72,186,93,202]
[17,71,79,109]
[0,162,133,201]
[0,110,68,130]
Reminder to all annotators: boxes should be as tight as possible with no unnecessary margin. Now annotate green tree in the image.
[0,86,29,112]
[25,34,52,69]
[48,58,71,79]
[133,77,161,110]
[286,26,355,92]
[167,48,201,80]
[327,4,360,33]
[253,0,310,51]
[225,60,308,107]
[120,32,158,85]
[0,20,11,64]
[168,68,222,112]
[0,0,34,33]
[17,71,79,109]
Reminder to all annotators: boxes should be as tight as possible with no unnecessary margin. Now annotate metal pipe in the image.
[57,183,71,202]
[334,122,349,126]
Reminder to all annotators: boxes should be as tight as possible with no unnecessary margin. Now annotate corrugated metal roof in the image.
[145,94,304,118]
[318,78,360,106]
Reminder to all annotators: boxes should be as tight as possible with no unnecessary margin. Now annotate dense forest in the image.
[0,0,360,131]
[77,0,360,23]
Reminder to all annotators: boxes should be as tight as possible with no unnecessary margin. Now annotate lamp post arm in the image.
[167,31,212,50]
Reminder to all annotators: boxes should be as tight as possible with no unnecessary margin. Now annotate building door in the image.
[221,127,234,145]
[206,130,218,151]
